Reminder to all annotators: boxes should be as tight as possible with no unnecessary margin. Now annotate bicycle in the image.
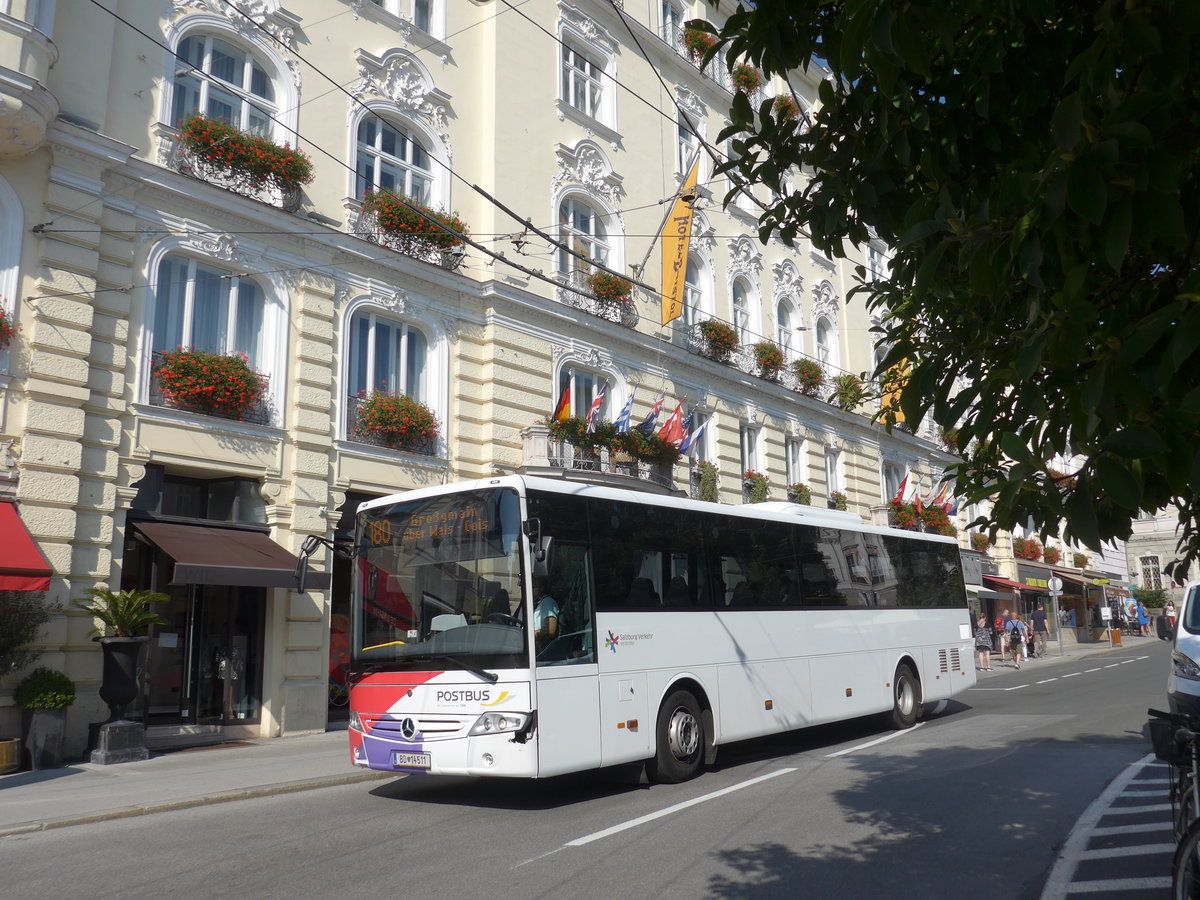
[1148,708,1200,898]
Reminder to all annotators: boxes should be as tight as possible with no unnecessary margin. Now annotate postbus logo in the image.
[605,630,620,653]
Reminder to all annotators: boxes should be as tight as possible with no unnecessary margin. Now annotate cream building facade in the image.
[0,0,962,756]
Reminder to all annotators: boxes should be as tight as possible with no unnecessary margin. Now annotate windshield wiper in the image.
[405,653,498,684]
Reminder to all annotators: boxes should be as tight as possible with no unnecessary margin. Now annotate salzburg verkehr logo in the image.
[605,630,620,653]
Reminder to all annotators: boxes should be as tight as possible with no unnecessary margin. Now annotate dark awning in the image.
[0,501,52,591]
[132,521,331,590]
[983,574,1031,592]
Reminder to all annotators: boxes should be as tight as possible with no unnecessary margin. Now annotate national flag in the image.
[614,388,635,433]
[552,385,570,422]
[658,399,687,447]
[891,474,909,504]
[660,155,701,326]
[637,390,666,435]
[586,381,608,432]
[679,416,708,456]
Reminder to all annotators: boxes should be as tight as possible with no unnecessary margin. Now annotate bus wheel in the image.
[647,690,704,783]
[886,664,919,730]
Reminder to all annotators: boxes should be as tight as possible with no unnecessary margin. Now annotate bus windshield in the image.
[351,487,528,674]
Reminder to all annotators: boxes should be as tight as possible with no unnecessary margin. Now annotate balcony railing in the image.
[554,269,640,328]
[347,200,466,271]
[683,322,881,414]
[520,424,677,493]
[345,393,438,456]
[163,134,302,212]
[147,350,273,426]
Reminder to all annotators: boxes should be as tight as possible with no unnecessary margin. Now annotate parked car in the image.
[1169,581,1200,718]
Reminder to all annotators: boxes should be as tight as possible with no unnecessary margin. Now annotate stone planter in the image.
[25,708,67,771]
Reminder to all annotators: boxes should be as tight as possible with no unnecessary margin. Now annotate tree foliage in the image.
[701,0,1200,575]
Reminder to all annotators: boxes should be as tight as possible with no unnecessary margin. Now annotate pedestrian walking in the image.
[996,608,1010,656]
[974,615,993,671]
[1167,600,1178,630]
[1031,604,1049,658]
[1137,600,1150,637]
[1006,612,1028,669]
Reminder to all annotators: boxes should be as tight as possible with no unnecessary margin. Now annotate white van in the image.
[1170,581,1200,718]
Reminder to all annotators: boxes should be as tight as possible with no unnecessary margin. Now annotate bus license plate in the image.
[391,750,431,769]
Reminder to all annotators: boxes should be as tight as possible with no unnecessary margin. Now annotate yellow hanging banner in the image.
[660,158,700,326]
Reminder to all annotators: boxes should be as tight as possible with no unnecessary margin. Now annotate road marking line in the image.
[1005,684,1031,691]
[1091,822,1172,836]
[1037,679,1058,684]
[1122,788,1168,796]
[1105,664,1122,668]
[1064,876,1170,893]
[1040,753,1158,900]
[1121,660,1135,664]
[825,722,926,758]
[1085,668,1102,672]
[1102,802,1171,815]
[1078,842,1174,859]
[563,767,797,847]
[1062,672,1081,678]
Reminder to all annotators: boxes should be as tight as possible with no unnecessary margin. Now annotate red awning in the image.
[0,501,53,591]
[983,574,1031,592]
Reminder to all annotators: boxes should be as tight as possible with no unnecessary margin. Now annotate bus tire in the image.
[886,664,919,730]
[647,689,704,784]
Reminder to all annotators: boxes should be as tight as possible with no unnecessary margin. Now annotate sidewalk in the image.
[977,628,1149,673]
[0,633,1163,838]
[0,726,389,837]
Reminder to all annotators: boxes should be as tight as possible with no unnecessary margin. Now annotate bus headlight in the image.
[349,710,364,732]
[468,711,530,736]
[1174,651,1200,682]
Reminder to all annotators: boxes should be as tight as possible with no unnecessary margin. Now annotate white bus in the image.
[347,475,975,782]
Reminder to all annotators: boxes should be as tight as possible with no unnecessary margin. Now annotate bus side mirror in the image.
[533,537,554,579]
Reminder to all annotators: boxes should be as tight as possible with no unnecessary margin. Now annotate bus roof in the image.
[357,474,961,546]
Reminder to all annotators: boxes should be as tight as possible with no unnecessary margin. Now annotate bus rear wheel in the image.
[886,664,920,730]
[647,689,704,784]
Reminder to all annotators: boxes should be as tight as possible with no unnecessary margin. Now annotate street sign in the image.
[1047,576,1064,594]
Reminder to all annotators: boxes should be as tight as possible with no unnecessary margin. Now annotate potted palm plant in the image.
[0,590,57,773]
[15,667,75,770]
[75,587,169,723]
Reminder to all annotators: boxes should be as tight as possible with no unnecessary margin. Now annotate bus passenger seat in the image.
[665,576,690,606]
[627,578,660,606]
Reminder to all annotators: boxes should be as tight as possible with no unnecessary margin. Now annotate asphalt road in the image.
[1,640,1170,900]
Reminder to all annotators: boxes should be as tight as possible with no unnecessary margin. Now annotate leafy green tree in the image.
[698,0,1200,575]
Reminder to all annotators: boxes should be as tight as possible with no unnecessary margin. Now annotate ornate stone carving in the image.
[194,233,244,264]
[559,2,617,53]
[552,140,625,221]
[812,279,839,325]
[676,86,706,121]
[727,235,763,283]
[372,287,408,315]
[170,0,299,85]
[350,49,452,162]
[772,259,804,305]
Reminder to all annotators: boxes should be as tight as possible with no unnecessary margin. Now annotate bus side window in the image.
[537,542,596,665]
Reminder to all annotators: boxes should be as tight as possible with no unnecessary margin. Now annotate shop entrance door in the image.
[145,584,265,726]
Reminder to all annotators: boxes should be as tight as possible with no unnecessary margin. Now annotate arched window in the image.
[558,196,610,274]
[171,33,276,134]
[677,109,699,176]
[683,259,704,328]
[355,117,433,202]
[815,317,833,365]
[347,308,428,403]
[732,278,751,342]
[152,254,265,365]
[777,299,797,359]
[557,365,610,422]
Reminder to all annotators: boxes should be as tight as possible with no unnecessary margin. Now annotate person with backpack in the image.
[1006,611,1029,669]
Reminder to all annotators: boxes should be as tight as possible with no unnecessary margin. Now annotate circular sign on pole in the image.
[1047,576,1063,594]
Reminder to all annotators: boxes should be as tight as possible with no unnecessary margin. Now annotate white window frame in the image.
[557,194,613,275]
[346,308,429,402]
[162,17,298,141]
[341,294,448,451]
[354,115,435,204]
[557,363,612,423]
[825,446,843,495]
[777,298,797,361]
[882,460,905,502]
[557,11,617,130]
[786,437,807,487]
[815,316,834,366]
[687,409,713,462]
[740,423,761,474]
[731,278,753,343]
[367,0,445,39]
[660,0,684,44]
[0,174,20,378]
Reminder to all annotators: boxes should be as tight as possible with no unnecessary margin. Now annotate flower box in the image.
[359,191,469,267]
[682,25,716,62]
[791,358,824,396]
[584,270,634,308]
[830,490,848,511]
[1013,536,1042,560]
[699,318,739,362]
[351,390,439,454]
[151,348,269,423]
[732,64,763,94]
[787,483,812,505]
[970,532,991,553]
[743,470,769,503]
[753,340,785,380]
[773,95,800,121]
[178,114,312,207]
[0,303,15,350]
[1042,546,1062,566]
